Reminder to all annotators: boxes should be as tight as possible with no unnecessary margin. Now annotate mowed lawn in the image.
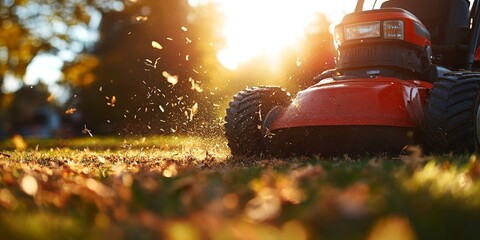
[1,136,480,240]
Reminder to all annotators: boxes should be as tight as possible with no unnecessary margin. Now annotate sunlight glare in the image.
[190,0,359,70]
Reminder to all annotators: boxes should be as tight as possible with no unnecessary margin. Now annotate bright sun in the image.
[189,0,385,70]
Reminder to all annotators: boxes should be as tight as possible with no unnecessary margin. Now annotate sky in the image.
[3,6,103,103]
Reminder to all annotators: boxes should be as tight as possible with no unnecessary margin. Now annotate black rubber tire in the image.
[474,87,480,153]
[424,72,480,153]
[225,87,291,156]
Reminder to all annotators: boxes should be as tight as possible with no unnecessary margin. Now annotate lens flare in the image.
[189,0,387,70]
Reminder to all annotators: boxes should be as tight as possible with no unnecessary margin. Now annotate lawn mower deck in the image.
[262,77,430,155]
[225,0,480,157]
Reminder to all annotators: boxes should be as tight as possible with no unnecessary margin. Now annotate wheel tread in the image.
[225,87,291,156]
[424,72,480,153]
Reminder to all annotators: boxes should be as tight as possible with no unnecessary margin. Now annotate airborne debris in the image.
[162,71,178,86]
[188,102,199,121]
[65,108,77,115]
[134,15,148,21]
[189,77,203,92]
[106,96,117,107]
[296,57,303,67]
[151,41,163,50]
[82,125,93,137]
[192,102,199,115]
[153,57,161,68]
[144,57,162,71]
[11,135,27,150]
[181,26,188,31]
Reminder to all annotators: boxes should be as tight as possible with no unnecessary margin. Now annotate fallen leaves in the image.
[162,163,178,178]
[245,188,282,221]
[86,178,115,198]
[368,216,416,240]
[0,138,479,239]
[245,167,314,222]
[20,175,38,196]
[335,183,372,219]
[0,188,18,210]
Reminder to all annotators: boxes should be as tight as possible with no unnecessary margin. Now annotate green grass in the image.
[1,136,480,239]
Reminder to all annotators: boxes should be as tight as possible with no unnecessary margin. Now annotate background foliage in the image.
[0,0,335,138]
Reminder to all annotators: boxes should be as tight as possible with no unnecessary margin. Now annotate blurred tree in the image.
[0,0,129,87]
[0,0,131,136]
[0,0,335,137]
[73,0,225,135]
[7,83,61,138]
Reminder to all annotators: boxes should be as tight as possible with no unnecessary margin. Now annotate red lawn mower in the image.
[225,0,480,156]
